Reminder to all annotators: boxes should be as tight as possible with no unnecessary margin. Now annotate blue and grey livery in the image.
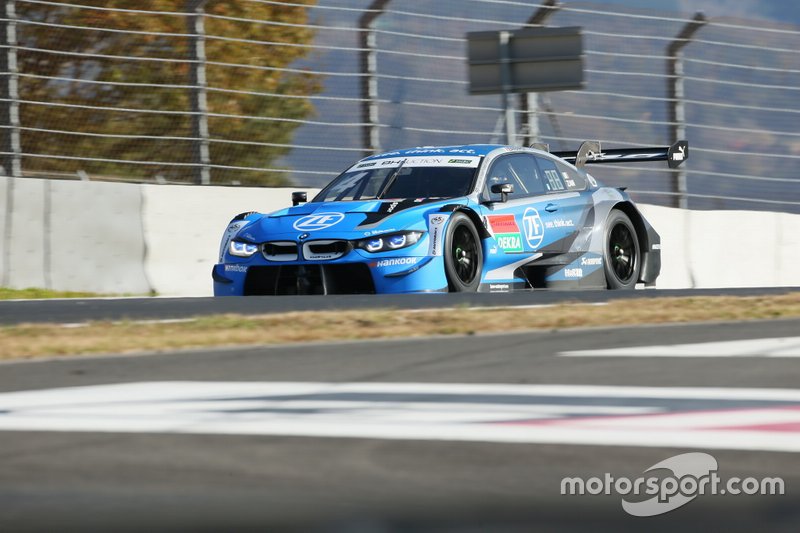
[213,141,687,295]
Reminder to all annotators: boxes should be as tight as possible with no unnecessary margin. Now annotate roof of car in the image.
[363,144,507,160]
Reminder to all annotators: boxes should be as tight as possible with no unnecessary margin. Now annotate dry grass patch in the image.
[1,292,799,360]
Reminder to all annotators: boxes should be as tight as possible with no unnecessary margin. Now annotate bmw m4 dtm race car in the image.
[213,141,688,296]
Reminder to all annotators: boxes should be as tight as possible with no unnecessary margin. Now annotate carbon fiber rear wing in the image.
[550,140,688,169]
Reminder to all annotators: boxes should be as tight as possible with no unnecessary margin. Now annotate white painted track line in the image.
[1,382,800,452]
[560,337,800,357]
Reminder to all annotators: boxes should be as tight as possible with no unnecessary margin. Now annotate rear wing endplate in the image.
[550,140,688,169]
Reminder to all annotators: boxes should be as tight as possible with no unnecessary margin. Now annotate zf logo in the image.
[522,207,545,249]
[293,212,345,231]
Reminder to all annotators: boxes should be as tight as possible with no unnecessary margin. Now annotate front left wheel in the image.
[443,213,482,292]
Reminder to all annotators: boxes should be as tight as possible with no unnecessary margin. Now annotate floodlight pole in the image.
[667,12,706,209]
[0,0,21,178]
[521,0,560,147]
[359,0,390,157]
[187,0,211,185]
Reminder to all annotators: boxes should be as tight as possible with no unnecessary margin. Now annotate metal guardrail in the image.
[0,0,798,213]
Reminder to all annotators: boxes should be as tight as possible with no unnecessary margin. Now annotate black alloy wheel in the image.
[444,213,482,291]
[604,210,640,289]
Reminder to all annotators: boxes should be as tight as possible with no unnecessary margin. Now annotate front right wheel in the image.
[443,213,482,292]
[603,210,640,290]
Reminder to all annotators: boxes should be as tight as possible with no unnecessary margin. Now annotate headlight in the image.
[356,231,423,253]
[365,238,384,252]
[229,240,259,257]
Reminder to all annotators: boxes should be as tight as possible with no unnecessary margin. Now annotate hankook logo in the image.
[292,213,345,231]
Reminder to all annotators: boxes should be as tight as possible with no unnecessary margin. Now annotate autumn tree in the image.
[13,0,320,185]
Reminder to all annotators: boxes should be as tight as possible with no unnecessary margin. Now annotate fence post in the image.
[498,31,517,146]
[187,0,211,185]
[359,0,390,157]
[0,0,21,178]
[667,12,706,209]
[520,0,560,147]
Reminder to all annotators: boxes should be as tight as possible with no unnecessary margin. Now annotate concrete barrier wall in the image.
[1,177,798,296]
[141,184,319,296]
[638,205,800,289]
[1,177,151,294]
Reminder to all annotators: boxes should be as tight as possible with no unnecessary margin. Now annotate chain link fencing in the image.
[1,0,798,213]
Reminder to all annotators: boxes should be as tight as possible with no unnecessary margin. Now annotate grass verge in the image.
[1,292,799,361]
[0,287,153,300]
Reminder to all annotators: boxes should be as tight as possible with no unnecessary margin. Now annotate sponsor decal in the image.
[564,267,583,278]
[652,243,662,250]
[386,201,400,213]
[489,283,510,292]
[544,218,575,229]
[487,214,518,234]
[427,213,449,257]
[489,246,498,255]
[496,234,523,252]
[586,150,665,163]
[580,256,603,266]
[406,148,445,154]
[413,158,444,165]
[522,208,545,249]
[672,144,686,162]
[293,212,345,231]
[371,257,420,268]
[363,228,397,237]
[348,155,480,172]
[224,264,248,273]
[587,174,598,188]
[487,215,523,252]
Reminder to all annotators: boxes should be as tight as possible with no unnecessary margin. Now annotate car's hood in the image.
[237,198,466,241]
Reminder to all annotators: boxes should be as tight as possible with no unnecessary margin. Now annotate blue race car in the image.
[213,141,687,295]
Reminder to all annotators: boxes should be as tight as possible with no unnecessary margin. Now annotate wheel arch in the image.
[439,205,490,239]
[611,201,660,284]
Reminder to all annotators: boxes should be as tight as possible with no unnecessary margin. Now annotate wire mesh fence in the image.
[0,0,798,213]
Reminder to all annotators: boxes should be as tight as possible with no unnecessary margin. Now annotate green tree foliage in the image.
[15,0,320,185]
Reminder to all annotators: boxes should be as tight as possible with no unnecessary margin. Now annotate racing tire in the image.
[603,210,640,290]
[444,213,483,292]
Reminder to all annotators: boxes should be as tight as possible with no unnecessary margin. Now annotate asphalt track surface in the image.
[1,308,800,531]
[0,286,797,325]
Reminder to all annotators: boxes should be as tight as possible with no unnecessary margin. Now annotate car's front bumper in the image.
[213,253,446,296]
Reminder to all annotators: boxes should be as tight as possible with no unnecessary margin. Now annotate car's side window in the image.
[533,156,587,193]
[555,161,588,191]
[484,154,546,201]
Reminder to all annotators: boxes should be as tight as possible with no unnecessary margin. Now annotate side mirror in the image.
[291,191,307,206]
[490,183,514,203]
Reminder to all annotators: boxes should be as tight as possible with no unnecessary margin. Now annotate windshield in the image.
[313,161,478,202]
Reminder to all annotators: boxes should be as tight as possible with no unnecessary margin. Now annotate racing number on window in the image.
[543,169,565,191]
